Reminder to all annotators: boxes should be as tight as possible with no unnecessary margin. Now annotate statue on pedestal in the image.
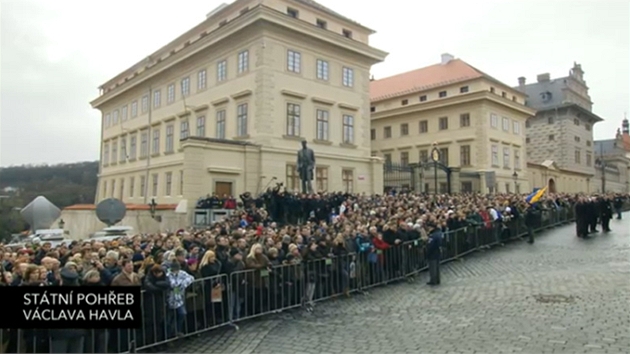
[297,140,315,194]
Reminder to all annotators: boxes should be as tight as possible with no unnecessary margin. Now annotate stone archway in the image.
[548,178,557,193]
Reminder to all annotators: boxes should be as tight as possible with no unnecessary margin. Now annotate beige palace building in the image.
[370,54,536,194]
[91,0,388,212]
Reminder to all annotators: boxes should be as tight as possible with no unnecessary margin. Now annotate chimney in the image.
[370,75,375,81]
[441,53,454,65]
[537,73,550,83]
[517,77,526,91]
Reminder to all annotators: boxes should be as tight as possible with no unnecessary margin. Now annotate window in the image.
[574,136,581,143]
[237,103,248,136]
[181,77,190,97]
[287,50,301,73]
[419,95,427,102]
[401,99,408,106]
[419,120,428,133]
[505,183,511,193]
[574,150,581,164]
[501,92,507,98]
[491,145,499,166]
[548,116,554,124]
[216,110,226,139]
[285,165,299,192]
[217,60,227,82]
[370,129,376,140]
[342,114,354,144]
[585,124,591,131]
[286,103,301,136]
[196,116,206,137]
[342,67,354,87]
[526,137,530,143]
[316,109,329,140]
[111,141,118,164]
[370,106,376,113]
[400,123,409,136]
[490,113,498,128]
[287,7,299,17]
[152,129,160,154]
[103,143,110,165]
[439,117,448,130]
[439,148,449,165]
[316,19,327,29]
[111,180,116,198]
[514,149,521,169]
[121,106,128,121]
[420,150,428,162]
[165,125,174,153]
[342,169,353,193]
[503,147,510,168]
[119,179,125,199]
[525,119,531,128]
[439,91,447,98]
[490,87,495,93]
[513,121,521,134]
[315,167,328,191]
[502,117,509,131]
[512,96,517,102]
[400,151,409,166]
[197,69,207,91]
[129,135,137,160]
[104,114,111,127]
[342,29,352,38]
[460,145,471,166]
[586,152,592,167]
[460,86,469,93]
[384,153,392,165]
[129,177,135,198]
[167,84,175,103]
[151,174,158,197]
[140,131,148,158]
[316,59,329,80]
[574,118,580,126]
[548,134,555,141]
[141,95,149,113]
[180,120,189,140]
[102,181,107,197]
[238,50,249,73]
[153,89,161,108]
[140,176,145,198]
[165,172,172,196]
[384,126,392,138]
[131,101,138,118]
[120,138,127,162]
[460,113,470,127]
[179,170,184,195]
[112,110,119,125]
[586,140,591,147]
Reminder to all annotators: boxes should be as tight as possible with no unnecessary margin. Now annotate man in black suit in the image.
[599,196,613,232]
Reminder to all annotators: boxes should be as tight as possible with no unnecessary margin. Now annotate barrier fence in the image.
[0,205,623,353]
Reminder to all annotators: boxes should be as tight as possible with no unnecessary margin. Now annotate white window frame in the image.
[217,60,227,82]
[237,50,249,73]
[165,125,174,153]
[490,113,498,128]
[342,67,354,87]
[316,59,329,80]
[181,77,190,97]
[342,114,354,144]
[167,84,175,103]
[491,145,499,166]
[237,103,248,136]
[216,110,226,139]
[287,50,301,73]
[316,109,329,140]
[197,69,207,91]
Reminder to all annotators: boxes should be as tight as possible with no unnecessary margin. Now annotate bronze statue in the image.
[296,140,315,193]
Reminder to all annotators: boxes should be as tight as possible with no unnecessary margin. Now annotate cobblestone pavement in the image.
[174,215,630,354]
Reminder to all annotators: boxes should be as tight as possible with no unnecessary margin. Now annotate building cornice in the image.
[371,91,536,121]
[535,103,603,123]
[91,5,387,109]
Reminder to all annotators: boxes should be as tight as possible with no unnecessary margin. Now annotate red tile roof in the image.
[64,204,177,211]
[370,59,486,102]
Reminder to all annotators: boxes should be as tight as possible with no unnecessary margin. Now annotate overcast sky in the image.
[1,0,628,167]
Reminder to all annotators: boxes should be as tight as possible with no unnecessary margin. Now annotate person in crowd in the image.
[426,221,442,286]
[599,196,613,233]
[613,194,624,219]
[49,268,87,353]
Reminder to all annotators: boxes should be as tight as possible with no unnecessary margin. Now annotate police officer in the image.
[524,204,538,244]
[613,194,624,220]
[426,221,442,286]
[599,196,613,232]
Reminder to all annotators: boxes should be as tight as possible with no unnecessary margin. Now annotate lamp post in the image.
[148,198,158,219]
[512,171,518,194]
[596,157,606,193]
[431,143,440,194]
[58,219,65,229]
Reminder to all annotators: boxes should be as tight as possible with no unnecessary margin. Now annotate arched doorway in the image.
[548,178,557,193]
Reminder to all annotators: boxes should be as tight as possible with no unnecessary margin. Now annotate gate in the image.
[383,162,419,193]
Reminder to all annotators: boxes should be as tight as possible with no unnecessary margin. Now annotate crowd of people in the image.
[1,190,628,353]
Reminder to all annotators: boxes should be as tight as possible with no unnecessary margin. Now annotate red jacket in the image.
[372,237,390,264]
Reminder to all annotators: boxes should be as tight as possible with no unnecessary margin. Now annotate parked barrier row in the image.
[1,206,620,353]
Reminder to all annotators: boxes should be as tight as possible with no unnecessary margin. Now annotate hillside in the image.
[0,161,98,241]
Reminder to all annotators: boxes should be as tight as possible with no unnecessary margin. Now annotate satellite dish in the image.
[20,196,61,231]
[95,198,127,227]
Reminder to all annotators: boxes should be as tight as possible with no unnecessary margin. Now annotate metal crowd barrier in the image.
[2,204,625,353]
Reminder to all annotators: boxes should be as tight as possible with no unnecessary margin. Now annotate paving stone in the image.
[156,216,630,353]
